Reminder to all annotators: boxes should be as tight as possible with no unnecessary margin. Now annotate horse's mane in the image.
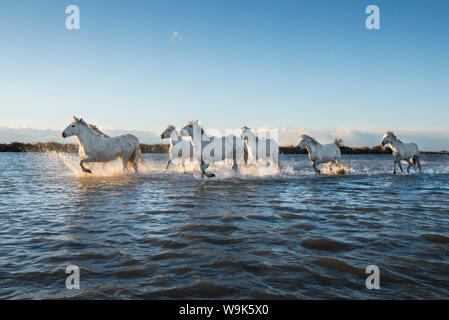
[386,131,402,143]
[88,123,110,138]
[78,119,110,138]
[300,134,319,145]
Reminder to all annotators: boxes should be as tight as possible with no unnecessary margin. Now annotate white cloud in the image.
[171,31,183,44]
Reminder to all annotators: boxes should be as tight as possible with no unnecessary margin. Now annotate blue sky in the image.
[0,0,448,136]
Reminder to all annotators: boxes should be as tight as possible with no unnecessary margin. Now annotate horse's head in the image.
[381,131,396,146]
[160,125,176,139]
[62,116,83,138]
[181,120,202,138]
[240,126,252,141]
[296,135,310,149]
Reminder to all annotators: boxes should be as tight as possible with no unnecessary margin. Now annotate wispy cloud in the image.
[171,31,183,45]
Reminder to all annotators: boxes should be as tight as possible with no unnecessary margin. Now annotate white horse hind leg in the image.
[406,159,412,173]
[121,156,130,172]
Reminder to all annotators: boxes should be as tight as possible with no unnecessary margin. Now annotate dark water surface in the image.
[0,152,448,299]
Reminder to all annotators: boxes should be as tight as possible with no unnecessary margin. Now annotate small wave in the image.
[302,237,355,252]
[422,233,449,244]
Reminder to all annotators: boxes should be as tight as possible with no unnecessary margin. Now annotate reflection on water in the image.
[0,152,448,299]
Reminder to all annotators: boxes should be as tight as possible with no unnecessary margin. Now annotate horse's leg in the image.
[312,161,321,174]
[121,156,130,172]
[129,150,138,172]
[417,156,422,173]
[392,158,397,174]
[406,159,412,173]
[335,158,341,168]
[79,157,95,174]
[231,142,238,171]
[165,157,172,170]
[273,154,281,173]
[200,161,215,178]
[398,160,404,173]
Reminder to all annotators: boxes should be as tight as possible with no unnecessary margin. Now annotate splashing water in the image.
[45,151,449,179]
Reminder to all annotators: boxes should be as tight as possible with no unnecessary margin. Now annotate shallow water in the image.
[0,152,448,299]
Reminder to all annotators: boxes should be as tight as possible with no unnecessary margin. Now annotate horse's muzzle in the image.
[62,132,66,138]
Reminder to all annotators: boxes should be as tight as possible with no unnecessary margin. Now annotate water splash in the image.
[44,151,449,179]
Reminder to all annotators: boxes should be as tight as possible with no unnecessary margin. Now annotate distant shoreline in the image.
[1,142,448,155]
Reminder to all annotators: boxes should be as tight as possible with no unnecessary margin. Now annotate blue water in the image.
[0,152,448,299]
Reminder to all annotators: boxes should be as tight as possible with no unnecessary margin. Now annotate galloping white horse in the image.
[297,135,342,174]
[62,116,146,173]
[380,131,421,174]
[240,126,280,173]
[160,124,194,170]
[181,120,246,178]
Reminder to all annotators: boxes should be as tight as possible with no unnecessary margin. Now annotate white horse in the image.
[181,120,246,178]
[297,135,342,174]
[380,131,421,174]
[240,126,280,173]
[160,124,194,170]
[62,116,146,174]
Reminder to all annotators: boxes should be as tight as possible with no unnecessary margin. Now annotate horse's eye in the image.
[71,125,75,127]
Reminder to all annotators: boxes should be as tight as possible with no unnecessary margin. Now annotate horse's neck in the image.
[246,132,258,153]
[306,141,318,155]
[170,130,182,145]
[76,125,102,147]
[388,138,402,152]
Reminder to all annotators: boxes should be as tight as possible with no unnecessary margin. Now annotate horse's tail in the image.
[136,146,148,168]
[411,155,418,169]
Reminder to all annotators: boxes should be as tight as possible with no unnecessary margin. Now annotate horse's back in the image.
[326,143,341,158]
[406,142,420,156]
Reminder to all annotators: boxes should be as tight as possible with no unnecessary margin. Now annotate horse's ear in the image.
[78,118,83,123]
[72,115,78,122]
